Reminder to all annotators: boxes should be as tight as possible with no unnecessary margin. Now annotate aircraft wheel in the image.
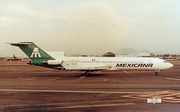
[155,72,159,75]
[85,71,89,76]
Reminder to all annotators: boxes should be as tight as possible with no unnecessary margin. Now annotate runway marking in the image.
[18,77,37,81]
[4,102,135,110]
[5,100,128,107]
[47,77,60,81]
[58,103,135,109]
[122,90,180,103]
[79,76,86,79]
[165,78,180,81]
[0,88,158,94]
[75,76,87,81]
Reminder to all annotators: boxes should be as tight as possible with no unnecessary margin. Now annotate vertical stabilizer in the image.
[10,42,55,65]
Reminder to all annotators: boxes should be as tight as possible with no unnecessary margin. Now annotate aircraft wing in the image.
[64,65,111,70]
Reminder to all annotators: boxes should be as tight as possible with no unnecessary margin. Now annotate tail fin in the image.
[10,42,55,65]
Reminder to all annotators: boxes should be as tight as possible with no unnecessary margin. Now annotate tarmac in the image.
[0,61,179,112]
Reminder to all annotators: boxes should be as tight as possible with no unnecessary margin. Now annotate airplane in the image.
[9,42,173,75]
[4,54,22,61]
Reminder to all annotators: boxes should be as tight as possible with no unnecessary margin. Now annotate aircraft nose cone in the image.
[168,63,173,68]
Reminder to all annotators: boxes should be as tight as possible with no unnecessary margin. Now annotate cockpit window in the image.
[163,60,167,63]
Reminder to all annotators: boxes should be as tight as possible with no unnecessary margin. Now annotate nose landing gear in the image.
[155,70,160,75]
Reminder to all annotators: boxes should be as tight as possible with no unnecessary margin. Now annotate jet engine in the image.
[43,60,63,65]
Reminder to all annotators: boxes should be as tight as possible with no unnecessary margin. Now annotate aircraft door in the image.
[65,59,70,66]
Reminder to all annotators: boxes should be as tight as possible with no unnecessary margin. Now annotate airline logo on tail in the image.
[30,48,41,57]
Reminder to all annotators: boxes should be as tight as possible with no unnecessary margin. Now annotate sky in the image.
[0,0,180,57]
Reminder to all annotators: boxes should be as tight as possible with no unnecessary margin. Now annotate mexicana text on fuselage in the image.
[116,63,153,68]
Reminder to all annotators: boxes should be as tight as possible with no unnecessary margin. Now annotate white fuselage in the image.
[52,57,173,71]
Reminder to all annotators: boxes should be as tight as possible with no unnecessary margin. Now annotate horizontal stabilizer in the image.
[9,42,31,46]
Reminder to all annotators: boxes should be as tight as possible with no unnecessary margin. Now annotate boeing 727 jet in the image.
[10,42,173,75]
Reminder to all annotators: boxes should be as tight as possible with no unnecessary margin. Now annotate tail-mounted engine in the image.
[43,60,63,65]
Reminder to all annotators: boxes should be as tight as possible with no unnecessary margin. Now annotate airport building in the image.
[103,52,152,57]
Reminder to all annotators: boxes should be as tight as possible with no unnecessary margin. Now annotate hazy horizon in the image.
[1,0,180,57]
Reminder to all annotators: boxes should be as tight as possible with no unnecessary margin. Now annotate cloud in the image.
[0,16,36,31]
[0,3,45,17]
[1,0,180,56]
[39,2,137,55]
[0,16,21,27]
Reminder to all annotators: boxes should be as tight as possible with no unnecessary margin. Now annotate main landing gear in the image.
[79,71,92,79]
[85,71,92,76]
[85,71,88,76]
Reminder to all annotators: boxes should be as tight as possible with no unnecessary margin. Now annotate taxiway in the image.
[0,61,179,111]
